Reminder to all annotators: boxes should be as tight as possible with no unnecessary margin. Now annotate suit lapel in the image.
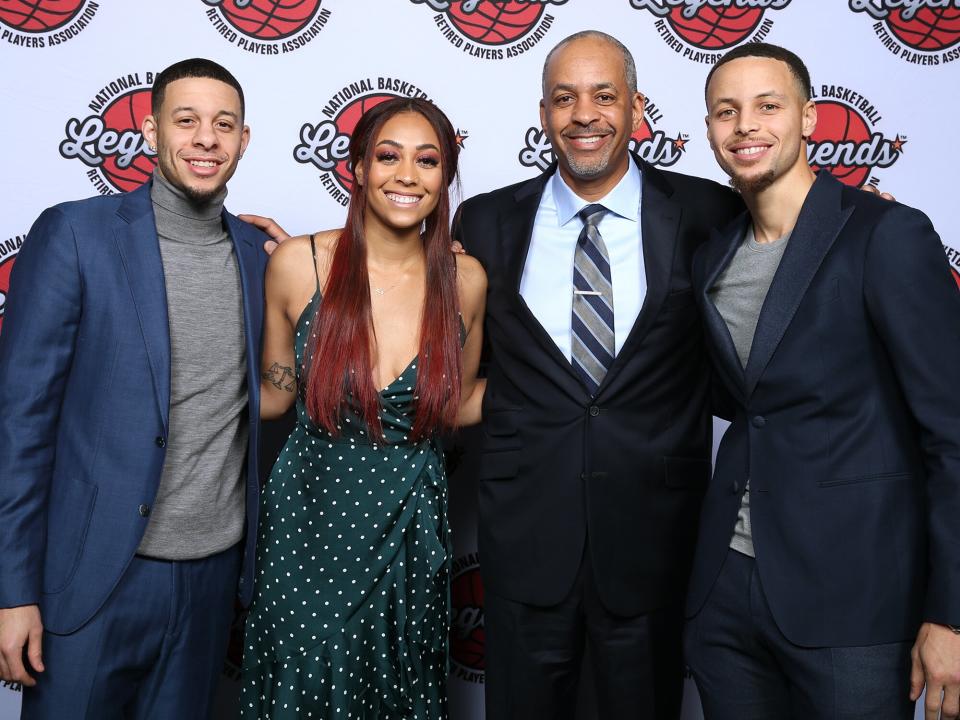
[744,172,853,396]
[223,212,262,408]
[601,160,681,391]
[502,170,586,383]
[113,182,171,430]
[701,213,751,401]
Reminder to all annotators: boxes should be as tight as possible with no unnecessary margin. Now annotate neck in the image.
[742,163,816,244]
[363,216,425,269]
[560,153,630,202]
[151,169,226,221]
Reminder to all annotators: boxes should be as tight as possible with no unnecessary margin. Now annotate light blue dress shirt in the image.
[520,158,646,361]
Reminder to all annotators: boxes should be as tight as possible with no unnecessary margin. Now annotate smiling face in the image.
[141,77,249,203]
[540,36,644,198]
[356,111,444,239]
[705,56,816,195]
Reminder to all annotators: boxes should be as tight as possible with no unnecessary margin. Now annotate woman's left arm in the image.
[455,254,487,427]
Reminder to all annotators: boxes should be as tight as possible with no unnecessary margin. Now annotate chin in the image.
[729,168,776,194]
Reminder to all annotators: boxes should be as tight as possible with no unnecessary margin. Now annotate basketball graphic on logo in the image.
[809,101,872,188]
[100,90,156,193]
[446,0,543,45]
[0,252,18,335]
[631,117,654,145]
[667,6,764,49]
[332,93,397,194]
[449,562,485,672]
[217,0,323,40]
[886,6,960,51]
[0,0,85,32]
[952,267,960,291]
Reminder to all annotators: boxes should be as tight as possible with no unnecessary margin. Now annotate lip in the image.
[181,155,225,178]
[726,141,772,163]
[384,191,423,207]
[564,131,613,152]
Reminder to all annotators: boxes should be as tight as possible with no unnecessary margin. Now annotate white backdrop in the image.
[1,1,958,718]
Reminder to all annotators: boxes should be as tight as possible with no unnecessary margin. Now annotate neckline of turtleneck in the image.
[150,168,227,222]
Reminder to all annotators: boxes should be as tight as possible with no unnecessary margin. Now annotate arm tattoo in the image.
[262,362,296,392]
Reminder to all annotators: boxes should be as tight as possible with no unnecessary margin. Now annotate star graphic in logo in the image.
[891,135,906,153]
[455,129,469,150]
[673,133,688,152]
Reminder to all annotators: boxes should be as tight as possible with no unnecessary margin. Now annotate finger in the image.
[0,650,10,682]
[910,649,925,700]
[880,191,896,201]
[27,623,43,674]
[926,682,944,720]
[863,184,879,195]
[263,239,279,255]
[6,645,34,687]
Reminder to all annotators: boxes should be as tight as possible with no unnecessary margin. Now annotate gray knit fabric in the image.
[709,225,790,558]
[136,170,247,559]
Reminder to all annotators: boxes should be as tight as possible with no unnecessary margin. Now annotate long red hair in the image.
[304,98,462,443]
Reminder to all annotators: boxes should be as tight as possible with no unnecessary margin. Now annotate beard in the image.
[729,167,777,194]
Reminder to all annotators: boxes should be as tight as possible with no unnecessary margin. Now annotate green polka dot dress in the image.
[241,287,451,719]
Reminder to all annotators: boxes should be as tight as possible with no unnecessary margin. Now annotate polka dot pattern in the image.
[242,292,451,719]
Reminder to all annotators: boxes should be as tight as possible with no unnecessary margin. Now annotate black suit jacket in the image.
[453,156,742,615]
[686,172,960,646]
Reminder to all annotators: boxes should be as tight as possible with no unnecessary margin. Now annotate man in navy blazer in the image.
[684,43,960,719]
[0,59,269,719]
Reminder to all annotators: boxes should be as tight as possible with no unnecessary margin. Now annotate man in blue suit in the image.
[684,43,960,719]
[0,58,269,719]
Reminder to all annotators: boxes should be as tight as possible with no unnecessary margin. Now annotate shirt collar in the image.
[550,155,642,227]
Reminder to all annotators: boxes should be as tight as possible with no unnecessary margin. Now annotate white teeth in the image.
[734,146,766,156]
[190,160,217,167]
[573,136,602,145]
[386,193,420,205]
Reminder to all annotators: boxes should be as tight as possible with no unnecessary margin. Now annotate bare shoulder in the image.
[267,233,313,274]
[455,252,486,290]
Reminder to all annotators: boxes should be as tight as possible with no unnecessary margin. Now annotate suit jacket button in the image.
[138,504,150,517]
[751,415,766,428]
[589,406,600,417]
[155,436,165,448]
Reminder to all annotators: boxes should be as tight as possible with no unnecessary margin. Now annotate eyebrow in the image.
[552,82,617,94]
[170,106,239,120]
[375,139,440,152]
[713,91,788,106]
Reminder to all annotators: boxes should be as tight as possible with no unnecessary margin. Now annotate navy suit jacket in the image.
[686,172,960,646]
[453,157,743,615]
[0,181,268,634]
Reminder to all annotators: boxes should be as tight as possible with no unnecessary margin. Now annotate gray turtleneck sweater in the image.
[136,170,247,559]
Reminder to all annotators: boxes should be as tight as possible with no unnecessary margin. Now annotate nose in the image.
[735,109,759,136]
[571,94,600,126]
[394,156,417,185]
[192,120,218,149]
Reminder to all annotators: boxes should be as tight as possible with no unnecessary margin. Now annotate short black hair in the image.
[151,58,245,119]
[705,42,812,103]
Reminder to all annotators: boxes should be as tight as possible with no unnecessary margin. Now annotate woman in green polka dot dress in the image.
[243,98,486,719]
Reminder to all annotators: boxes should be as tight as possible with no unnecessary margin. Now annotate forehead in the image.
[707,56,799,103]
[544,38,626,91]
[376,111,440,144]
[159,77,241,114]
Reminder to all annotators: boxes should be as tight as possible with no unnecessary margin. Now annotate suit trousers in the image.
[21,542,242,720]
[484,544,684,720]
[684,548,915,720]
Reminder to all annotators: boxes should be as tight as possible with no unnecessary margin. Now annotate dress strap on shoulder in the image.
[309,233,321,293]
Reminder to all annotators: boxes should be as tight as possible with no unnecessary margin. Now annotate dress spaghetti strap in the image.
[308,233,321,293]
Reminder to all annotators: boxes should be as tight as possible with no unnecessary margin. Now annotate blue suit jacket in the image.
[0,181,268,634]
[686,172,960,646]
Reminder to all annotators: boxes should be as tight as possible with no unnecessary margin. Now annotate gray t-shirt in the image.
[136,170,247,559]
[708,225,790,558]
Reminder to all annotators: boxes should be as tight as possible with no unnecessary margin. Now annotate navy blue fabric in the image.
[21,544,241,720]
[0,180,268,635]
[685,549,914,720]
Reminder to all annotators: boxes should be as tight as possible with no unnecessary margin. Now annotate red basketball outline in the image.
[666,7,764,50]
[446,1,545,46]
[216,0,322,41]
[885,8,960,52]
[0,0,87,33]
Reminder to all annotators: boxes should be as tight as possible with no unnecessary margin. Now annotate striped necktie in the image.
[572,203,613,394]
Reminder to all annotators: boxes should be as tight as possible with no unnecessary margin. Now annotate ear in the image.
[240,125,251,158]
[539,98,547,132]
[801,99,817,140]
[141,114,158,151]
[631,92,645,132]
[354,162,364,187]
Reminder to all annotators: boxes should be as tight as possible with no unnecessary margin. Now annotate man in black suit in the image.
[684,42,960,719]
[453,30,742,719]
